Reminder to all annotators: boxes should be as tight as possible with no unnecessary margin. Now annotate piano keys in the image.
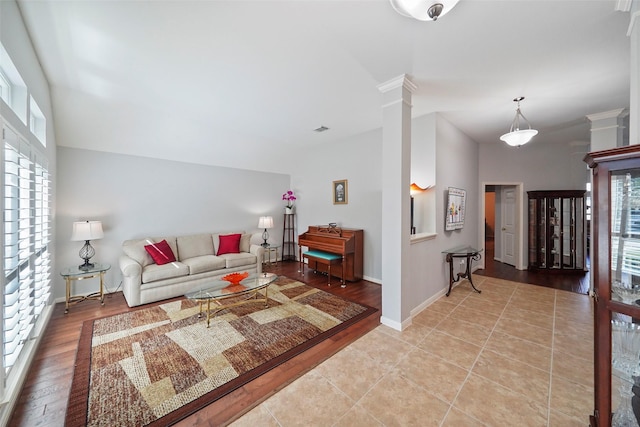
[298,225,363,282]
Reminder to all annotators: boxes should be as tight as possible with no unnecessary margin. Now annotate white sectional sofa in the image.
[119,232,264,307]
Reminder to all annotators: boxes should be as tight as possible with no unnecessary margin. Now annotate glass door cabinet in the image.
[586,146,640,427]
[528,190,586,272]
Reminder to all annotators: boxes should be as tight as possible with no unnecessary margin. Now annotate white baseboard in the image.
[410,287,449,318]
[380,315,404,331]
[362,275,381,285]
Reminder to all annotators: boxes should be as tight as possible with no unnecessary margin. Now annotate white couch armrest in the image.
[119,254,143,307]
[120,254,142,277]
[250,244,265,274]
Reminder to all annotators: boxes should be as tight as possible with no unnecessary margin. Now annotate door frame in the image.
[478,181,525,270]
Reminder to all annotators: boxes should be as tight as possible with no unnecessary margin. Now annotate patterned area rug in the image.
[65,276,377,427]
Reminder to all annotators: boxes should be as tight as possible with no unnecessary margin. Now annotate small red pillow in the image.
[144,239,176,265]
[217,233,241,255]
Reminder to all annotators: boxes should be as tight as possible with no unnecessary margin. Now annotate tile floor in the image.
[230,275,594,427]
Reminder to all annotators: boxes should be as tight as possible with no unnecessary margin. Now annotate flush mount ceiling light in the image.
[500,96,538,147]
[390,0,460,21]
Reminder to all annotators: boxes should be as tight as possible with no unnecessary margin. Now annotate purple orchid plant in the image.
[282,190,297,208]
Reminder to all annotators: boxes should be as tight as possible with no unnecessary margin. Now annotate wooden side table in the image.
[60,263,110,313]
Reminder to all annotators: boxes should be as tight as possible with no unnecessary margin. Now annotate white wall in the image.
[55,147,289,299]
[408,115,480,315]
[479,139,589,191]
[290,113,480,321]
[290,128,383,282]
[479,137,590,262]
[55,108,586,322]
[411,113,437,234]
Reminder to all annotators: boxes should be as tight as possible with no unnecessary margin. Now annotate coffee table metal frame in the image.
[185,272,278,327]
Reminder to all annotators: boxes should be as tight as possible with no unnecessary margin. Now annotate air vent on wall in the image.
[314,126,329,132]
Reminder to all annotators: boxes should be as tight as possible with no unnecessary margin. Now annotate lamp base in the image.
[78,240,96,270]
[261,242,270,248]
[79,260,95,270]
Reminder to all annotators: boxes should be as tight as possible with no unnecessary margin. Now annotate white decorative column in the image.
[586,108,628,150]
[377,74,416,330]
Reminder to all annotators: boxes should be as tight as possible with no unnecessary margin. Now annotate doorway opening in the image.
[479,182,524,271]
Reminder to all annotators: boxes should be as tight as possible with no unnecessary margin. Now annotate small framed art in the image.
[445,187,466,230]
[333,179,348,204]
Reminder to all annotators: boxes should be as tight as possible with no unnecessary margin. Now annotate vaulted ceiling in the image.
[17,0,632,173]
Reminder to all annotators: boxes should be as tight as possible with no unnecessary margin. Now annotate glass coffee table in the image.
[184,272,278,327]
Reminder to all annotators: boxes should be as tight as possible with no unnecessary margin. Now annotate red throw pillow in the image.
[217,233,241,255]
[144,239,176,265]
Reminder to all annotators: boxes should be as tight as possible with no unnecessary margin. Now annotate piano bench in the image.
[301,250,345,287]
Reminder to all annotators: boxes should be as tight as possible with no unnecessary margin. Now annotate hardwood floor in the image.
[475,238,591,295]
[9,254,587,426]
[8,261,381,427]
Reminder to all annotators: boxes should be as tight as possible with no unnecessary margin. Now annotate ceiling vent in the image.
[314,126,329,133]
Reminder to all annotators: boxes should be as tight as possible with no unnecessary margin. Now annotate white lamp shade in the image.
[71,221,104,241]
[258,216,274,229]
[500,129,538,147]
[390,0,460,21]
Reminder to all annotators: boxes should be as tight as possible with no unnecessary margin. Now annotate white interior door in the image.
[501,186,517,266]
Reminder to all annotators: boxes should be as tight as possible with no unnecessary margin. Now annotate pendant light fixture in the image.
[390,0,460,21]
[500,97,538,147]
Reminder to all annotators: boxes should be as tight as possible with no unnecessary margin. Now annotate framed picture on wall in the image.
[445,187,466,230]
[333,179,348,204]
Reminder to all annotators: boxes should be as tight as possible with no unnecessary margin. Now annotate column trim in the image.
[377,74,417,94]
[586,108,627,122]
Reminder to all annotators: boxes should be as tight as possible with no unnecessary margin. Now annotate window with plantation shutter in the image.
[611,172,640,281]
[2,123,50,378]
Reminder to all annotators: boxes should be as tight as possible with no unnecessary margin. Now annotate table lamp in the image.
[71,220,104,269]
[258,216,274,247]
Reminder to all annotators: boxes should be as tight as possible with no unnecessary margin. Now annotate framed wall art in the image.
[445,187,466,230]
[333,179,348,204]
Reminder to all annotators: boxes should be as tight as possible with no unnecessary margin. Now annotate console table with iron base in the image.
[442,246,482,297]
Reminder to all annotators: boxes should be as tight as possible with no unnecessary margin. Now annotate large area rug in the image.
[65,276,377,427]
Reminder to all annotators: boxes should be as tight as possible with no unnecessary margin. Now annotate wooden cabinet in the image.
[585,146,640,427]
[527,190,586,272]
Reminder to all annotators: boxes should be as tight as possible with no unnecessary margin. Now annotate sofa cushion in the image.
[240,233,251,253]
[123,238,155,267]
[144,239,177,265]
[153,236,178,261]
[212,231,244,254]
[182,255,226,275]
[176,234,215,260]
[217,233,241,255]
[220,252,257,269]
[141,261,189,283]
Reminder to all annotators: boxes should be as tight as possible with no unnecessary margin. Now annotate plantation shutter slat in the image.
[2,123,51,376]
[611,172,640,279]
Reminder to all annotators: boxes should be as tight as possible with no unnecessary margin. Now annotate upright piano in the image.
[298,225,363,282]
